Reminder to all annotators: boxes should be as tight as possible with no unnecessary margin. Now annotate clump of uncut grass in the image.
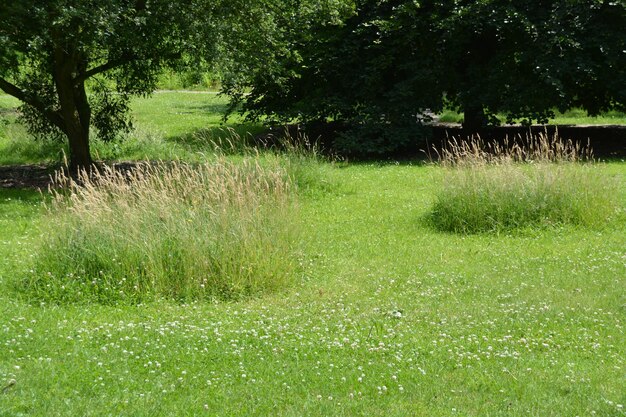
[22,157,299,304]
[204,127,335,195]
[267,131,335,194]
[430,133,622,233]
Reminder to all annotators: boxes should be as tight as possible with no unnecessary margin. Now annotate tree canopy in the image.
[226,0,626,156]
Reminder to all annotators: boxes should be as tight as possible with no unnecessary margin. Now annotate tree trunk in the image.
[65,122,92,172]
[53,44,93,171]
[462,103,487,133]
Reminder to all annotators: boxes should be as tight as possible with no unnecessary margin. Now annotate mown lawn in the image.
[0,92,625,416]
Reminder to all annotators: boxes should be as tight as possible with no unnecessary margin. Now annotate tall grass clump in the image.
[267,132,334,194]
[23,158,299,304]
[430,133,622,233]
[195,128,334,195]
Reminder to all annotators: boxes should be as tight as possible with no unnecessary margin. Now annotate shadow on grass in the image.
[164,124,268,153]
[0,164,59,190]
[0,108,18,117]
[179,102,230,114]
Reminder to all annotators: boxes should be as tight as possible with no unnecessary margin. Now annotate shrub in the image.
[430,133,622,233]
[23,157,299,303]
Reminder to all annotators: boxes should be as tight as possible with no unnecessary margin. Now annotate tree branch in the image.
[75,55,136,84]
[0,77,32,105]
[0,77,65,130]
[75,49,183,85]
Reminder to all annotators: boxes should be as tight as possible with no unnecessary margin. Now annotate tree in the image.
[220,0,355,116]
[227,0,626,156]
[0,0,223,169]
[435,0,626,130]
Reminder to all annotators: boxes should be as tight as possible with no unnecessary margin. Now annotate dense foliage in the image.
[439,0,626,129]
[227,0,626,156]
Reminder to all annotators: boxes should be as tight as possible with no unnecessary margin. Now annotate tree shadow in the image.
[164,124,268,154]
[178,102,230,115]
[0,165,59,190]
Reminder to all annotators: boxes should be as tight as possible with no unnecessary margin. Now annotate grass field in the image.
[0,92,625,416]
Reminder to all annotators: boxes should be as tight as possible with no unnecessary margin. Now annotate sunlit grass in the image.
[129,92,264,139]
[1,162,624,416]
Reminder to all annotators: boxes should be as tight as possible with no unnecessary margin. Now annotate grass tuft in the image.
[430,133,622,233]
[21,157,300,304]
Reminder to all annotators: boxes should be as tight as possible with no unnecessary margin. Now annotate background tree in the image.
[227,0,625,156]
[436,0,626,130]
[0,0,223,169]
[220,0,355,115]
